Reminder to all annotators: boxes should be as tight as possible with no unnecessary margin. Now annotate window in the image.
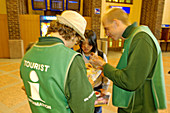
[119,0,125,3]
[106,0,133,4]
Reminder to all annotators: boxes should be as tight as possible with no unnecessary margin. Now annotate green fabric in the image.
[37,36,65,45]
[138,26,167,109]
[103,24,166,113]
[21,43,76,113]
[112,26,166,109]
[112,24,138,108]
[65,55,96,113]
[20,37,96,113]
[152,53,167,109]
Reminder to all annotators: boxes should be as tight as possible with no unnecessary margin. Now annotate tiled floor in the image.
[0,51,169,113]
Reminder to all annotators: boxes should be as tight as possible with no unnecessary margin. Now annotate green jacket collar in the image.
[37,37,64,45]
[122,22,138,38]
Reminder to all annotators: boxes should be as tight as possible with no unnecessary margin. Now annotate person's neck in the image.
[84,52,91,56]
[122,24,128,34]
[49,32,67,45]
[120,23,129,40]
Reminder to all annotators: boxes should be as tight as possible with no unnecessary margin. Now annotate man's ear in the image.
[113,19,120,27]
[112,19,119,28]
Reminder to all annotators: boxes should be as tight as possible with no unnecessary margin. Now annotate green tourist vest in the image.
[20,43,80,113]
[112,26,167,109]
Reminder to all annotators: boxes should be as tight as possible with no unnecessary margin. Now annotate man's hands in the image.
[89,52,106,68]
[85,63,93,69]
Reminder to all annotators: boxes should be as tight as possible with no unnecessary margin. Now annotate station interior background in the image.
[0,0,170,113]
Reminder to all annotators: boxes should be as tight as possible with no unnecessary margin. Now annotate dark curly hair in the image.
[45,20,80,40]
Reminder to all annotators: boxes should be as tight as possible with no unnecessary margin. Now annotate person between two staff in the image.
[77,29,110,113]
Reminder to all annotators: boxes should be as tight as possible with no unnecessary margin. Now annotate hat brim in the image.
[57,15,85,40]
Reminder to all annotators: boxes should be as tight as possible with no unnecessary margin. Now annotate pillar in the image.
[6,0,24,58]
[91,0,102,39]
[140,0,165,39]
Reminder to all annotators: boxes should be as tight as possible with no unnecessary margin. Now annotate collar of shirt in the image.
[36,37,64,45]
[122,22,138,39]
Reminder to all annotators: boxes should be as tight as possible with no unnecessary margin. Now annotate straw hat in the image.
[57,10,87,40]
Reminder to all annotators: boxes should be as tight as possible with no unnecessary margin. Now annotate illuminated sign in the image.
[50,0,64,11]
[95,8,100,14]
[66,0,80,11]
[162,24,170,27]
[32,0,47,10]
[40,16,57,36]
[110,6,130,14]
[40,16,57,20]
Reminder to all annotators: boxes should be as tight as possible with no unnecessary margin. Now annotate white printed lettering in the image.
[45,65,50,72]
[23,60,50,72]
[41,64,44,72]
[34,63,38,70]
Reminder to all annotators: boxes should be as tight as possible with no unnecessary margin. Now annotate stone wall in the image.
[6,0,20,39]
[91,0,102,39]
[6,0,24,58]
[83,0,102,39]
[83,0,92,16]
[140,0,165,39]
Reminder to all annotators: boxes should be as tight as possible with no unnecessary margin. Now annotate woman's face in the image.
[81,38,93,54]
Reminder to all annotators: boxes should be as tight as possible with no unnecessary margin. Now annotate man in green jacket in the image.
[90,8,166,113]
[20,10,96,113]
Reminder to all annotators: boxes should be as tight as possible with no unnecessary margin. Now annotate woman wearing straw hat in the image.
[20,10,96,113]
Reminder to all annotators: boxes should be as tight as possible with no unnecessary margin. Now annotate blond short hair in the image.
[103,8,130,25]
